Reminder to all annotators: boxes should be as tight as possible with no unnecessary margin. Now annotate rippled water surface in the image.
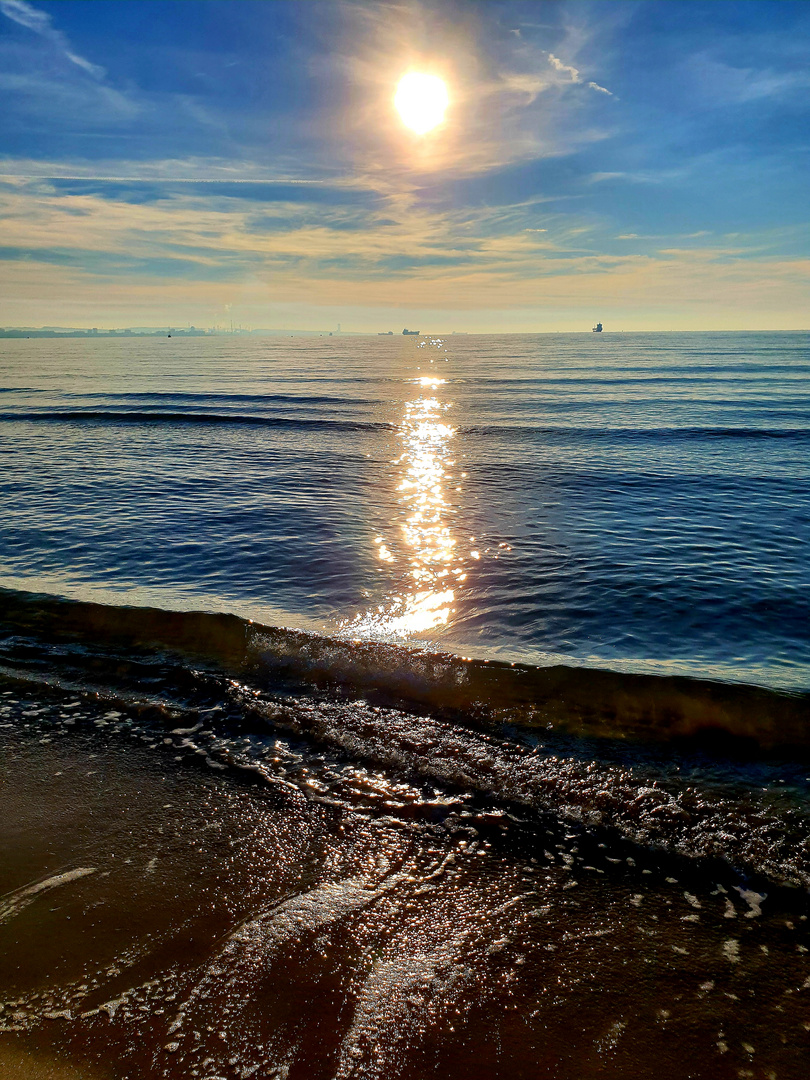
[1,331,807,688]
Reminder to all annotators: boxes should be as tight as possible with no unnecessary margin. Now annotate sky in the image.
[0,0,808,332]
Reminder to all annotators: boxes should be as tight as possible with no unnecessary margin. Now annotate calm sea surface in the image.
[0,331,807,689]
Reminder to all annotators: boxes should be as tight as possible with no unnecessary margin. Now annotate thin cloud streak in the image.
[0,0,104,77]
[0,174,325,185]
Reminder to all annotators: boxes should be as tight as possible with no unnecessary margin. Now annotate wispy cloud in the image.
[0,157,334,184]
[0,1,142,131]
[0,0,104,78]
[548,53,612,96]
[687,54,810,107]
[548,53,580,81]
[588,168,687,185]
[317,1,618,186]
[0,0,806,331]
[1,166,805,311]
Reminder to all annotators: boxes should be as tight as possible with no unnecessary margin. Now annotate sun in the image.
[394,72,448,135]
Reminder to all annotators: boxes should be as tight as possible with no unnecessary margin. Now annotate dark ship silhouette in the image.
[402,328,420,335]
[592,322,603,332]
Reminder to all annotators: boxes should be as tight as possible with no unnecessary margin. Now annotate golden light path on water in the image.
[345,343,468,639]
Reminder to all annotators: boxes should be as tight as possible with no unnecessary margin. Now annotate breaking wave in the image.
[1,586,807,751]
[3,585,810,890]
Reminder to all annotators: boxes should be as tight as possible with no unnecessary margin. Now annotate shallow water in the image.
[2,689,810,1080]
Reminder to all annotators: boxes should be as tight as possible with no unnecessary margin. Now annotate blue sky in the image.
[0,0,808,330]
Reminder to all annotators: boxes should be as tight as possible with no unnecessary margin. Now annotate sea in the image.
[1,331,809,1079]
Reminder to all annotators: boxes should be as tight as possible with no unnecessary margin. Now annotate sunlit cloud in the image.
[548,52,612,95]
[0,1,807,330]
[0,160,808,330]
[315,0,617,183]
[548,53,580,81]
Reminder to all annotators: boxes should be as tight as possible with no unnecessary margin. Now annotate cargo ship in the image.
[592,322,603,332]
[402,328,420,335]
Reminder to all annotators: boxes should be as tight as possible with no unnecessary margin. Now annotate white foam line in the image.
[0,867,96,923]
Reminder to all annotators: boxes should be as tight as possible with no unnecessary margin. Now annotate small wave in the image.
[1,587,807,751]
[3,412,806,442]
[0,411,392,432]
[62,391,381,405]
[460,424,810,441]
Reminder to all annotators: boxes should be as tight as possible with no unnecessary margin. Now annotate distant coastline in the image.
[0,326,371,339]
[1,327,805,339]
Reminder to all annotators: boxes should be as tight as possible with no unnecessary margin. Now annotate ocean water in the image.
[2,332,810,1079]
[1,331,808,688]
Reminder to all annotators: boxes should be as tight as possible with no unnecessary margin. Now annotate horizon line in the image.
[2,326,807,336]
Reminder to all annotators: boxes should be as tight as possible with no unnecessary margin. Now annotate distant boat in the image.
[402,328,420,335]
[378,331,394,335]
[592,322,603,333]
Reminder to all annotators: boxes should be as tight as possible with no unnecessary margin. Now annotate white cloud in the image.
[548,53,581,82]
[548,53,612,96]
[0,0,48,33]
[0,0,104,78]
[589,168,686,185]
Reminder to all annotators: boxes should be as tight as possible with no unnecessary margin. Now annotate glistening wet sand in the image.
[2,689,810,1079]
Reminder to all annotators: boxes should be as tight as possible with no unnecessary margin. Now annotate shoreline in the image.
[2,686,810,1078]
[2,585,808,739]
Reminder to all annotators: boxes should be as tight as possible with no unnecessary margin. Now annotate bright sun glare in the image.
[394,72,448,135]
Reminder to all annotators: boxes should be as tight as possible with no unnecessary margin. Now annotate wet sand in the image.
[2,689,810,1079]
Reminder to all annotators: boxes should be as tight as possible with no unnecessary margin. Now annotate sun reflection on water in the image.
[344,352,466,639]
